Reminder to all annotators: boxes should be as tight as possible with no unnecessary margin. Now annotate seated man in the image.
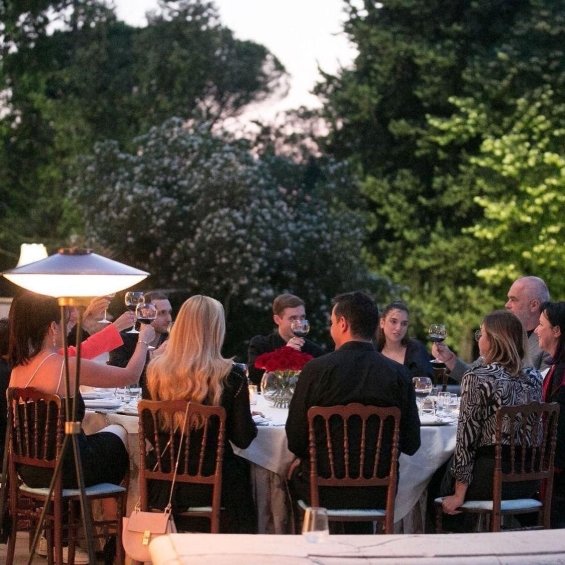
[286,291,420,531]
[433,276,552,381]
[108,291,172,394]
[247,293,324,385]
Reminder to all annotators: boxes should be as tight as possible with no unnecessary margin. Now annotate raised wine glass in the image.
[291,319,310,338]
[428,323,447,364]
[135,301,157,348]
[97,294,115,324]
[124,291,144,334]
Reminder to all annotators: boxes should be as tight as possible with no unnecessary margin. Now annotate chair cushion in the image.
[20,482,126,498]
[298,499,386,518]
[434,496,542,512]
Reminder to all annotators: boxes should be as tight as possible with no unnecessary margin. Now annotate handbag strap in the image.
[165,402,190,510]
[136,401,190,513]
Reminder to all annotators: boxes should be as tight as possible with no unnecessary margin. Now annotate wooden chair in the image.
[137,400,226,533]
[298,403,401,534]
[5,388,128,565]
[435,401,560,532]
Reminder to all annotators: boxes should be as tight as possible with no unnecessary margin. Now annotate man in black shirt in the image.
[108,291,172,394]
[247,293,324,385]
[286,291,420,524]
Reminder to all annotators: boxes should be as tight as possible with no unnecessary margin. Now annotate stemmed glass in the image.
[97,294,115,324]
[291,319,310,338]
[412,377,433,399]
[124,291,144,334]
[135,301,157,349]
[428,323,447,364]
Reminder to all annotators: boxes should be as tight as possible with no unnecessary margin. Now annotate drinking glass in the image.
[428,323,447,364]
[437,391,452,417]
[291,319,310,338]
[97,294,115,324]
[302,507,329,543]
[412,377,433,399]
[124,291,144,334]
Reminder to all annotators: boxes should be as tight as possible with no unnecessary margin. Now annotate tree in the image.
[464,87,565,298]
[0,0,287,270]
[316,0,565,351]
[69,117,382,355]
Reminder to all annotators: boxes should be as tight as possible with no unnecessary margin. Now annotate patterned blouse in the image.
[451,362,542,485]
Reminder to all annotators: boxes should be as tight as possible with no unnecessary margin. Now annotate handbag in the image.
[122,403,189,562]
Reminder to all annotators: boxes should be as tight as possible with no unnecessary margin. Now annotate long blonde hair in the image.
[146,295,233,427]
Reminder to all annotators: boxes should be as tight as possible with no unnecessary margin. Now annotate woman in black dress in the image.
[146,295,257,532]
[376,301,434,379]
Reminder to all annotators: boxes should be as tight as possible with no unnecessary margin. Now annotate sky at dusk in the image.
[113,0,357,122]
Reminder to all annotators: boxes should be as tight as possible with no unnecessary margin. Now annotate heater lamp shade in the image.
[3,248,149,298]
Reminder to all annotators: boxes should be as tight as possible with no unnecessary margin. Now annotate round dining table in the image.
[232,395,457,534]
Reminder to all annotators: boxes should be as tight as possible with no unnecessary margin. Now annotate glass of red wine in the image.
[135,301,157,349]
[428,323,447,364]
[125,291,144,334]
[291,319,310,338]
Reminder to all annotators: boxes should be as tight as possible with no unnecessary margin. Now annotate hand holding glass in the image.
[125,291,144,334]
[428,323,447,364]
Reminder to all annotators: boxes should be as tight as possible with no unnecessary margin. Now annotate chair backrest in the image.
[493,401,560,528]
[306,403,401,518]
[137,399,226,519]
[8,387,64,471]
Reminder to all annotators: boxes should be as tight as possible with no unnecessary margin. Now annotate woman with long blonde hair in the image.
[145,295,257,532]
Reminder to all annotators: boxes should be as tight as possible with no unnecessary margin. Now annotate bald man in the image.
[433,276,551,382]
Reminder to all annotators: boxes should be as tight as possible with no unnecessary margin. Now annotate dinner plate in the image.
[84,399,123,410]
[419,415,453,426]
[81,390,116,400]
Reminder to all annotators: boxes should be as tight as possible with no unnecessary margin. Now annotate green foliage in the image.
[465,87,565,298]
[0,0,287,269]
[317,0,565,353]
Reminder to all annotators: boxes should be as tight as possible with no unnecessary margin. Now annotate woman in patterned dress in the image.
[441,309,542,515]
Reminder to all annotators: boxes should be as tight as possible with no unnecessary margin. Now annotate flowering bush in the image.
[254,346,313,372]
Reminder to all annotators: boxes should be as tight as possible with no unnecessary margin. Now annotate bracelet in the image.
[138,340,150,347]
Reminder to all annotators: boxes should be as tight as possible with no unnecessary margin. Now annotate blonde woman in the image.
[146,295,257,532]
[439,310,542,521]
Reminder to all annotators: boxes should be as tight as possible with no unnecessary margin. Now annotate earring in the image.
[52,333,57,348]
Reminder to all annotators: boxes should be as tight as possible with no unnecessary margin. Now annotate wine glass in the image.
[125,291,144,334]
[412,376,433,399]
[291,319,310,338]
[97,294,115,324]
[428,323,447,364]
[135,301,157,348]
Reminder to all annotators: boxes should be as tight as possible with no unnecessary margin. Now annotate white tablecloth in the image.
[150,531,565,565]
[233,396,456,532]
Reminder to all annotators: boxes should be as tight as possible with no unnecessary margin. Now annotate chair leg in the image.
[5,509,18,565]
[434,501,444,533]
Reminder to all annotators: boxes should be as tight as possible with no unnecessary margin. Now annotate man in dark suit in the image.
[286,291,420,529]
[108,291,172,394]
[247,293,324,385]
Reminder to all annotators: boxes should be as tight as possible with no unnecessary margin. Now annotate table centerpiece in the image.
[254,346,313,408]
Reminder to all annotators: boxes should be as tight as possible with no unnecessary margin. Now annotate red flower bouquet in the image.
[254,347,314,372]
[254,347,313,408]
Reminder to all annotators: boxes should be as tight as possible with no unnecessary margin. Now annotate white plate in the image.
[420,414,452,426]
[84,399,123,410]
[81,390,116,400]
